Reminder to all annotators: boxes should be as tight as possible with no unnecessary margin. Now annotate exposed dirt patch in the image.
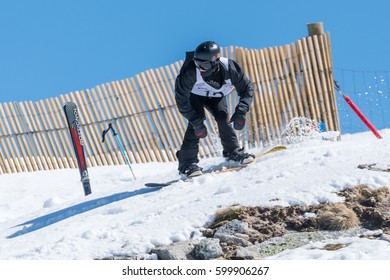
[203,184,390,259]
[339,184,390,231]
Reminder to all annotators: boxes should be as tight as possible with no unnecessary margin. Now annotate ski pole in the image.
[334,81,382,139]
[102,123,136,180]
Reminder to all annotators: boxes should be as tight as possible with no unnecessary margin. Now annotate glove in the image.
[190,118,207,138]
[193,123,207,138]
[230,111,246,130]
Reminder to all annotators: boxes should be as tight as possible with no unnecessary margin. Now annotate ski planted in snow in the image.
[63,102,92,196]
[145,145,287,188]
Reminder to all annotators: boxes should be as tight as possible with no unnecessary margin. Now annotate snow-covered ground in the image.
[0,129,389,260]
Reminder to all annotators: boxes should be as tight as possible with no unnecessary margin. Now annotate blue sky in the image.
[1,0,389,102]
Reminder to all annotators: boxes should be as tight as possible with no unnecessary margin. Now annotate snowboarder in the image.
[175,41,255,177]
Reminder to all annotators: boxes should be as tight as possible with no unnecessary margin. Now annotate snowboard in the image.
[145,145,286,188]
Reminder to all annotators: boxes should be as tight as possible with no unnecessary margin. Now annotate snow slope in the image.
[0,129,389,260]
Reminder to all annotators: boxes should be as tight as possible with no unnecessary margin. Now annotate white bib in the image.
[191,57,234,98]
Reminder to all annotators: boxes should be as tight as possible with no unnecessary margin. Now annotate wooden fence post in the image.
[307,22,324,36]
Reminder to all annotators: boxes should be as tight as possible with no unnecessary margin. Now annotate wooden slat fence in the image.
[0,32,339,174]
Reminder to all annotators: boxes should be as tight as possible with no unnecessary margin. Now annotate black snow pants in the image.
[177,94,239,173]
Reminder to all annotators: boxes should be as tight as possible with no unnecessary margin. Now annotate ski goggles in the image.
[194,57,220,71]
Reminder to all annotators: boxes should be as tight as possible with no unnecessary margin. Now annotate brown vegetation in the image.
[203,184,390,259]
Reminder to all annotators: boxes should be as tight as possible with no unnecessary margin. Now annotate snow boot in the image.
[182,163,203,177]
[224,148,255,165]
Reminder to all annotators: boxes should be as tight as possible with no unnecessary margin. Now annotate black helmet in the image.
[193,41,221,70]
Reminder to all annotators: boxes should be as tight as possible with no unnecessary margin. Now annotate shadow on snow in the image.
[7,187,157,239]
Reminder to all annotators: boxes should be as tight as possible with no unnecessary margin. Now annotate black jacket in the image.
[175,58,254,125]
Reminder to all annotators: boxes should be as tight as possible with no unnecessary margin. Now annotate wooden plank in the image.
[244,48,261,146]
[285,43,306,117]
[3,102,30,172]
[36,100,64,169]
[3,137,18,173]
[128,77,161,161]
[95,85,121,165]
[163,64,189,131]
[8,102,35,171]
[103,82,135,165]
[148,68,182,149]
[274,46,295,123]
[0,104,18,173]
[14,102,38,172]
[278,45,299,119]
[252,48,272,143]
[117,79,150,163]
[92,87,117,165]
[144,69,177,160]
[317,33,339,132]
[324,33,334,69]
[102,83,128,165]
[266,47,284,134]
[111,80,144,163]
[228,46,235,60]
[166,75,189,146]
[269,47,290,131]
[106,81,144,165]
[33,100,58,169]
[156,67,186,147]
[162,63,197,158]
[0,120,9,173]
[237,48,254,145]
[32,99,56,170]
[297,38,315,119]
[122,78,155,162]
[261,48,282,139]
[0,103,13,135]
[312,35,334,130]
[0,116,14,173]
[18,101,46,171]
[2,103,24,172]
[0,103,19,172]
[302,37,322,122]
[292,41,311,118]
[86,89,115,165]
[233,48,247,147]
[256,49,277,142]
[321,33,340,132]
[0,137,8,173]
[136,72,173,161]
[14,102,41,171]
[297,37,318,119]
